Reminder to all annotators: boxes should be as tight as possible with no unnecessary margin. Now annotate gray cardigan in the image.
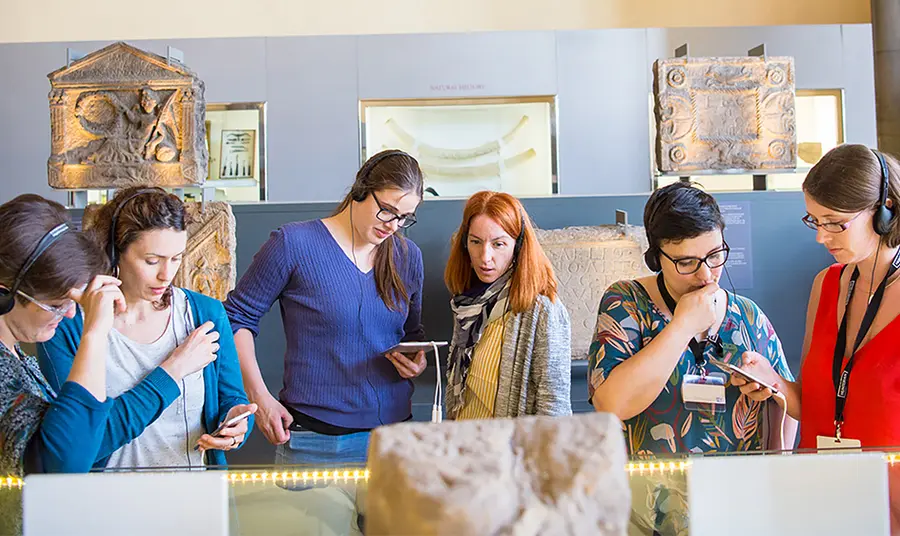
[468,294,573,418]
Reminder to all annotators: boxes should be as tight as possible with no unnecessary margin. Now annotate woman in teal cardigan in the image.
[38,187,254,469]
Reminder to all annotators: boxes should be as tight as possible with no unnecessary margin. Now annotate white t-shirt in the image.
[104,288,206,469]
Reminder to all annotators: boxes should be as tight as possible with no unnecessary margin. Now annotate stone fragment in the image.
[366,413,630,536]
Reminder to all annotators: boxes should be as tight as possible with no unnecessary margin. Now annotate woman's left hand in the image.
[195,403,258,452]
[385,350,427,379]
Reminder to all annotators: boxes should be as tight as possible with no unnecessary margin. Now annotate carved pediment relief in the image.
[48,42,194,87]
[48,42,207,189]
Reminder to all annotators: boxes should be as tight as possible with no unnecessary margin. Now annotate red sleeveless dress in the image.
[800,264,900,449]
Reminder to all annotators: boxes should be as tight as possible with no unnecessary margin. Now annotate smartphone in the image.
[387,341,448,355]
[210,410,253,438]
[193,409,254,451]
[708,357,780,395]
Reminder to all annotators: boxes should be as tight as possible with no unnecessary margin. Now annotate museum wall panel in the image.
[2,0,870,44]
[264,36,360,202]
[556,29,654,194]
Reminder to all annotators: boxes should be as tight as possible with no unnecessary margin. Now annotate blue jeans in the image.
[275,429,371,467]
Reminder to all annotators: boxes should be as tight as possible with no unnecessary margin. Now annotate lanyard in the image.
[657,273,709,371]
[832,248,900,438]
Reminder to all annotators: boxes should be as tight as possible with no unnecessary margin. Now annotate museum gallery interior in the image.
[1,1,899,534]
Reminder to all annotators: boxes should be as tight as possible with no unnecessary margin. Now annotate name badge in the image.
[816,435,862,453]
[682,373,727,413]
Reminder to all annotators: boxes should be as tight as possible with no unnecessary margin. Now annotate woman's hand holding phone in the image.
[194,403,258,452]
[729,351,784,403]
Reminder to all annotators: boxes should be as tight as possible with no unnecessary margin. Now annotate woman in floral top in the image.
[588,183,797,535]
[589,183,796,456]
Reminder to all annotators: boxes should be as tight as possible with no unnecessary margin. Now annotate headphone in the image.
[351,150,411,202]
[872,149,897,236]
[107,188,159,271]
[0,222,71,316]
[512,213,526,264]
[643,191,667,273]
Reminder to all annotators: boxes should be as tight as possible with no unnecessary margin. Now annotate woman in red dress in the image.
[733,143,900,532]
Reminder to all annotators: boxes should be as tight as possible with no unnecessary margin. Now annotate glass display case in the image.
[7,445,898,536]
[360,96,558,198]
[183,101,268,203]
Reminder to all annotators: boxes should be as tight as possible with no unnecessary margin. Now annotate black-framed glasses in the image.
[371,192,417,229]
[659,243,730,275]
[801,211,864,234]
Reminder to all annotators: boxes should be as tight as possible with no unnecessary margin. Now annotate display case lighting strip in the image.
[228,469,370,485]
[0,453,898,490]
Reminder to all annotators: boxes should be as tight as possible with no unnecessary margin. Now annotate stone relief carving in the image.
[653,56,797,173]
[47,42,207,189]
[535,225,652,361]
[172,202,236,302]
[81,201,235,302]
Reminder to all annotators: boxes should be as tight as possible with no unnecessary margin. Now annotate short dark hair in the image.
[803,144,900,247]
[0,195,107,301]
[644,182,725,248]
[86,186,189,309]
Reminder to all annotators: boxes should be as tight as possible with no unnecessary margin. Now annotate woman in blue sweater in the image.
[224,149,427,466]
[38,187,254,469]
[0,195,122,478]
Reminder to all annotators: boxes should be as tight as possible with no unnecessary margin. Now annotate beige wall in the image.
[4,0,870,44]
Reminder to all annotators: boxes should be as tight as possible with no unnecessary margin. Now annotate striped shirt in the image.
[458,314,508,419]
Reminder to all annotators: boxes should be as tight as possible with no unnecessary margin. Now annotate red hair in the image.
[444,191,557,313]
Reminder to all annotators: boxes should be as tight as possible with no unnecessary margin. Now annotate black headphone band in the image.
[8,222,70,297]
[509,213,526,265]
[353,150,409,200]
[874,149,890,207]
[107,188,159,268]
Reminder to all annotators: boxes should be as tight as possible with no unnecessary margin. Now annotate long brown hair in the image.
[333,150,424,311]
[86,186,191,309]
[0,195,107,301]
[444,191,557,313]
[804,144,900,247]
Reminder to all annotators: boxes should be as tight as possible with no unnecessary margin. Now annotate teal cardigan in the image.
[36,288,252,468]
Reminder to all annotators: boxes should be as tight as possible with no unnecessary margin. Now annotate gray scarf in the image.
[446,269,512,418]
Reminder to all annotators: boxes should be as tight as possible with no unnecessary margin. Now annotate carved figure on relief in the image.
[66,88,178,166]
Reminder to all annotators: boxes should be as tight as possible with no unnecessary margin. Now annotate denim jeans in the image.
[275,429,371,467]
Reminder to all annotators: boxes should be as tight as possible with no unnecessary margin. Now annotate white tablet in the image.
[387,341,448,354]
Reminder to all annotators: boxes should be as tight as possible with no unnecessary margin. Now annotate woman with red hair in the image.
[444,191,571,419]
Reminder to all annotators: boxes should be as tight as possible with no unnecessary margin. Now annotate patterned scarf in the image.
[446,269,512,418]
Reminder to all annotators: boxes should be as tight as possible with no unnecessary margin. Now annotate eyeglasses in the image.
[371,192,417,229]
[16,290,75,320]
[801,211,864,234]
[659,244,730,275]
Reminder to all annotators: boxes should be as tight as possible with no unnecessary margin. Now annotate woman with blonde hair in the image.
[444,191,571,419]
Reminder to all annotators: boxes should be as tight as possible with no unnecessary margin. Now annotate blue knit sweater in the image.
[224,219,425,429]
[37,289,252,468]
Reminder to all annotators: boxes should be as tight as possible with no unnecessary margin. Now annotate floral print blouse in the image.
[588,280,794,456]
